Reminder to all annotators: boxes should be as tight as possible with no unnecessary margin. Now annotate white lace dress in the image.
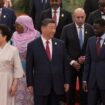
[0,43,23,105]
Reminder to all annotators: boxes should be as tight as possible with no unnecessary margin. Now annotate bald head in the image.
[74,8,86,16]
[73,8,86,26]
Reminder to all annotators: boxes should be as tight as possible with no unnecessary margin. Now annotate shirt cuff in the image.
[82,81,87,83]
[70,60,76,66]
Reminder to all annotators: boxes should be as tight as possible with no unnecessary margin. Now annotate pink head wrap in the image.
[12,15,38,53]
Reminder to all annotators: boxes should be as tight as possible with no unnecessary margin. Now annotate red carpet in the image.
[75,77,79,105]
[65,77,80,105]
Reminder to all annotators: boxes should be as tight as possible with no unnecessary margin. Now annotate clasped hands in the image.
[72,56,86,71]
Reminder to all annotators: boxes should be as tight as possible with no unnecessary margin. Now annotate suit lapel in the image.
[99,40,105,57]
[73,24,81,50]
[82,24,90,49]
[83,24,88,45]
[93,37,98,57]
[0,8,7,22]
[39,37,51,61]
[57,8,62,26]
[49,9,52,18]
[0,8,4,21]
[51,38,58,61]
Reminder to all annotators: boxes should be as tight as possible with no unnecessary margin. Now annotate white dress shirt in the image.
[101,12,105,20]
[42,0,47,3]
[52,7,60,25]
[75,23,85,43]
[41,36,52,59]
[100,33,105,47]
[0,8,2,18]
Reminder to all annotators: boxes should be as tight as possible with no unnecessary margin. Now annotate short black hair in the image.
[0,24,12,41]
[93,18,105,27]
[41,18,55,27]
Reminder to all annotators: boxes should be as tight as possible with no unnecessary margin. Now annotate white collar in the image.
[75,23,84,29]
[52,7,60,13]
[101,33,105,40]
[41,35,52,44]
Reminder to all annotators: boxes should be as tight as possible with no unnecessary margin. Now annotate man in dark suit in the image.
[38,0,72,39]
[29,0,63,29]
[83,18,105,105]
[26,18,70,105]
[61,8,94,105]
[87,0,105,25]
[29,0,50,29]
[0,0,16,33]
[84,0,99,20]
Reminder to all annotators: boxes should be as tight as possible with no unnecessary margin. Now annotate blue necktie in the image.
[79,27,83,48]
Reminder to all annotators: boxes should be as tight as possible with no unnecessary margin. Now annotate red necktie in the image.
[96,37,101,55]
[45,40,51,60]
[52,10,57,25]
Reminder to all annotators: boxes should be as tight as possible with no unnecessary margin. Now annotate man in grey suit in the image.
[83,18,105,105]
[26,18,70,105]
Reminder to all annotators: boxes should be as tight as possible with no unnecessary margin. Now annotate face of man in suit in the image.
[99,0,105,14]
[41,21,56,40]
[93,20,105,37]
[0,0,4,8]
[73,8,86,27]
[50,0,61,10]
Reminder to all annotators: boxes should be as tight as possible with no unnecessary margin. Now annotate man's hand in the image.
[82,82,88,92]
[27,86,33,94]
[72,61,81,71]
[64,84,70,93]
[78,56,86,64]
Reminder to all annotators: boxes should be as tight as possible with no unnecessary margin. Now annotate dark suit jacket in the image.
[61,23,94,62]
[83,36,105,90]
[29,0,50,29]
[0,7,16,33]
[39,8,72,39]
[87,9,102,25]
[84,0,98,20]
[26,37,70,96]
[61,23,94,82]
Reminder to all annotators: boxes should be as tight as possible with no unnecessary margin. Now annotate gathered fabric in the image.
[12,15,38,53]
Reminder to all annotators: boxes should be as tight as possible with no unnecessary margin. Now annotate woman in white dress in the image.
[0,24,23,105]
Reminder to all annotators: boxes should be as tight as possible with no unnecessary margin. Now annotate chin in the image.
[50,35,54,38]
